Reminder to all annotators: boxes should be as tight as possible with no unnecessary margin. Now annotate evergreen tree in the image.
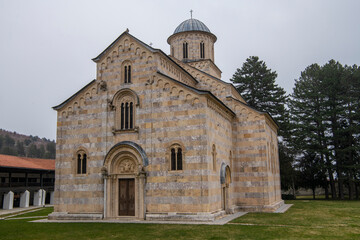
[291,60,360,199]
[27,143,40,158]
[16,141,26,157]
[0,135,3,150]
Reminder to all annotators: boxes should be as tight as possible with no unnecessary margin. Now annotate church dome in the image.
[173,18,211,34]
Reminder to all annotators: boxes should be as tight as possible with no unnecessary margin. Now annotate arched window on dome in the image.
[200,42,205,59]
[183,42,188,59]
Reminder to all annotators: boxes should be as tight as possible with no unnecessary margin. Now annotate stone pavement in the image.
[0,205,53,219]
[33,211,248,225]
[274,204,293,213]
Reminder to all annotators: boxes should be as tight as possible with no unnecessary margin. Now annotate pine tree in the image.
[290,63,335,198]
[290,60,360,199]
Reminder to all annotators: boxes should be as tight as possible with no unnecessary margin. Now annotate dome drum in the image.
[168,18,217,63]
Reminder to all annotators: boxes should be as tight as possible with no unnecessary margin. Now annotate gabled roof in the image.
[91,31,198,84]
[157,71,236,117]
[227,96,279,129]
[170,56,246,103]
[0,154,55,171]
[52,79,96,111]
[92,31,156,62]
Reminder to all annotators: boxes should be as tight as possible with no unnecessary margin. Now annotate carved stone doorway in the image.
[119,179,135,216]
[103,142,148,220]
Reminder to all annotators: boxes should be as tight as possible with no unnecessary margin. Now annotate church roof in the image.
[173,18,211,34]
[168,18,217,43]
[156,71,236,118]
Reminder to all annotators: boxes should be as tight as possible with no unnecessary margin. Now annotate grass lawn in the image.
[0,200,359,240]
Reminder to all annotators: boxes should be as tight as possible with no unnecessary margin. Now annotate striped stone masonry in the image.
[50,28,283,221]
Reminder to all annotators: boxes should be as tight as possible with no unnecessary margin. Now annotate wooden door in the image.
[119,179,135,216]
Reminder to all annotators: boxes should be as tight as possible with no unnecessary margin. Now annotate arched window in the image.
[200,42,205,59]
[170,144,183,171]
[76,150,87,174]
[212,144,216,171]
[120,100,134,130]
[113,89,138,131]
[124,64,132,83]
[183,42,188,59]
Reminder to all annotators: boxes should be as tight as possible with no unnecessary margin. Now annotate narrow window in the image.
[82,154,87,174]
[77,152,87,174]
[177,148,182,170]
[124,66,128,83]
[183,43,185,58]
[130,102,133,129]
[171,148,176,170]
[121,103,125,129]
[77,154,82,174]
[128,66,131,83]
[125,102,129,129]
[200,42,205,59]
[183,42,188,59]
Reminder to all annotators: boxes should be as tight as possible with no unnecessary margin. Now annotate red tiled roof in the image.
[0,154,55,171]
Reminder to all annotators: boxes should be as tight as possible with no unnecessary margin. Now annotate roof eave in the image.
[52,79,96,111]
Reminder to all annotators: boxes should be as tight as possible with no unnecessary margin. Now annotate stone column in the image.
[41,189,46,205]
[33,189,43,206]
[139,172,146,219]
[20,190,30,208]
[3,191,14,210]
[50,191,54,205]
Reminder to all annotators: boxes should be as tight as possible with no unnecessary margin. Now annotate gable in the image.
[52,79,97,112]
[92,31,155,63]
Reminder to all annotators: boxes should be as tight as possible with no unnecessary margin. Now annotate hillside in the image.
[0,129,55,159]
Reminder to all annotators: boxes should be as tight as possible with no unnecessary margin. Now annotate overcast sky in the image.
[1,0,359,140]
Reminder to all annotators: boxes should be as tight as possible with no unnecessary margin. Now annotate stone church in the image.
[49,17,283,221]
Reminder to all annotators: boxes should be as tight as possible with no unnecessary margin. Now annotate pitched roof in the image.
[0,154,55,171]
[52,79,96,110]
[91,31,198,84]
[157,71,236,117]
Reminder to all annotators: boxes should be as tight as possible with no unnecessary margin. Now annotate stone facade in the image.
[49,18,283,221]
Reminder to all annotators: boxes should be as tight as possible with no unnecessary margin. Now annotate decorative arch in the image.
[104,141,148,168]
[112,89,139,131]
[102,141,147,219]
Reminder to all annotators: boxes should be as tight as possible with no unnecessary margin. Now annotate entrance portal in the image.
[119,179,135,216]
[103,141,148,219]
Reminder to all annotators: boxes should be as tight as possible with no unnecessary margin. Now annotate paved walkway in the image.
[275,204,293,213]
[33,212,248,225]
[0,205,53,218]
